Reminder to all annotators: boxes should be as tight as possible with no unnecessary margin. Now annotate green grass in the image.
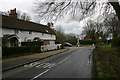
[93,45,119,79]
[102,45,116,50]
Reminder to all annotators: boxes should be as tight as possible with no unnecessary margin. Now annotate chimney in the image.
[47,22,51,28]
[9,8,17,19]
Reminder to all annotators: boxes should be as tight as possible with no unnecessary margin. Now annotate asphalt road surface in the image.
[2,46,94,79]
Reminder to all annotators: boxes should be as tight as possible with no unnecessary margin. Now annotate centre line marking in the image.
[31,69,49,80]
[58,57,70,64]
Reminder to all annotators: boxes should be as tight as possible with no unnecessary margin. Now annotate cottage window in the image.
[14,29,19,34]
[29,31,32,34]
[27,39,32,42]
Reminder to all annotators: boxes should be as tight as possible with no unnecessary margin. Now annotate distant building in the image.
[1,9,56,47]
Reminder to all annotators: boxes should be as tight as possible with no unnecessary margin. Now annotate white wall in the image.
[2,28,56,43]
[41,44,61,52]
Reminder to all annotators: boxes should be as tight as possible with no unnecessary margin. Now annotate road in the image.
[2,46,94,79]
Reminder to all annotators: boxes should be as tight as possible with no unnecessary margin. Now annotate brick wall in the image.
[44,40,50,45]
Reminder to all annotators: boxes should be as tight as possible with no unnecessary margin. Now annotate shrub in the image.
[79,40,95,45]
[80,40,110,45]
[2,46,30,56]
[112,38,120,47]
[21,41,43,46]
[2,46,41,57]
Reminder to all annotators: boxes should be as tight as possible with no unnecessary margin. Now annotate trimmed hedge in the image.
[21,41,43,46]
[80,40,111,45]
[2,46,30,56]
[112,38,120,47]
[80,40,95,45]
[2,46,41,57]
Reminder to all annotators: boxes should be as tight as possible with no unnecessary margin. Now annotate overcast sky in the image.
[0,0,108,36]
[0,0,88,35]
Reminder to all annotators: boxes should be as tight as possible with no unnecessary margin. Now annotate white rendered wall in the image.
[2,28,56,42]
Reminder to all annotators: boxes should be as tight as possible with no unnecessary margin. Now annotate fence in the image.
[41,44,61,52]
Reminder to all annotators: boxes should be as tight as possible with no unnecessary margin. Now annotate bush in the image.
[61,44,64,49]
[80,40,110,45]
[2,46,41,57]
[93,45,119,79]
[112,38,120,47]
[2,46,30,56]
[80,40,95,45]
[21,41,43,46]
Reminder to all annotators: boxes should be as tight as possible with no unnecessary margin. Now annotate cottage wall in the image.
[2,28,56,45]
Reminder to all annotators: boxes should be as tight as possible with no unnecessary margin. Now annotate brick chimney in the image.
[9,8,17,19]
[47,22,51,28]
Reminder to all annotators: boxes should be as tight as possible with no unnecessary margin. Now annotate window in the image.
[29,31,32,34]
[27,39,32,42]
[14,29,19,34]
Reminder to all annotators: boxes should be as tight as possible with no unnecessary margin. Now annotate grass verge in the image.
[93,45,120,79]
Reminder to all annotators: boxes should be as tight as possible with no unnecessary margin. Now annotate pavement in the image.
[2,46,95,78]
[2,48,68,72]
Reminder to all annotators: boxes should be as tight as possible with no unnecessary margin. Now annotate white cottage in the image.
[1,9,56,47]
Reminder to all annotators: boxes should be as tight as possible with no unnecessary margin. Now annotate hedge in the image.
[112,38,120,47]
[21,41,43,46]
[79,40,111,45]
[2,46,41,57]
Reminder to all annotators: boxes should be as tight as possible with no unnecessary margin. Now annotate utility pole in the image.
[77,35,80,47]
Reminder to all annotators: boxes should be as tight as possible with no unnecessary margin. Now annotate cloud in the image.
[55,21,84,35]
[0,0,90,35]
[0,0,34,14]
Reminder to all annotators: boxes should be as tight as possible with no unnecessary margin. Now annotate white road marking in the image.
[43,63,52,68]
[42,63,50,68]
[48,63,55,68]
[88,60,91,64]
[31,69,49,80]
[58,57,70,64]
[36,63,46,68]
[24,62,40,68]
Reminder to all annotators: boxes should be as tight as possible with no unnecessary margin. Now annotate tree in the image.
[108,0,120,20]
[82,19,106,40]
[104,13,119,39]
[55,26,77,45]
[20,12,31,21]
[33,0,120,36]
[0,11,9,16]
[33,0,97,22]
[17,10,31,21]
[0,9,31,21]
[65,33,77,45]
[54,26,66,44]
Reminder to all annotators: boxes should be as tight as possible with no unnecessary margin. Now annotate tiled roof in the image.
[2,15,55,34]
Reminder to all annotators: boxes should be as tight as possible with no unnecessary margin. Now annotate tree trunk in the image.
[109,1,120,37]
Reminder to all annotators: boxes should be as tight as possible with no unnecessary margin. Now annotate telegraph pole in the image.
[77,35,80,47]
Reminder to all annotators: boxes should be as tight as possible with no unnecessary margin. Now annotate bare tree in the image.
[33,0,120,39]
[0,11,9,16]
[65,33,77,45]
[20,12,31,21]
[33,0,97,22]
[54,26,66,44]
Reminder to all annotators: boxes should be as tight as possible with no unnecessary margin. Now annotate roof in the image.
[2,15,55,35]
[2,34,19,40]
